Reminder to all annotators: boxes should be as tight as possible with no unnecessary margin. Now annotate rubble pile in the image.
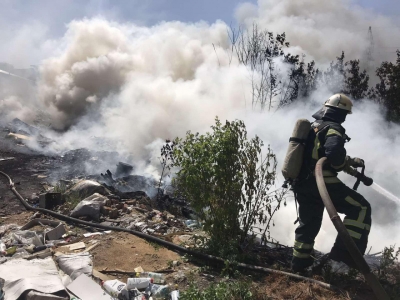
[0,167,202,299]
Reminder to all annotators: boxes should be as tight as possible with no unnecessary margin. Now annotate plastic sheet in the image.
[0,257,66,300]
[56,252,93,280]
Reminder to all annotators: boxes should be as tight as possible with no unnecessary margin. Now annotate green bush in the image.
[180,281,254,300]
[168,117,283,257]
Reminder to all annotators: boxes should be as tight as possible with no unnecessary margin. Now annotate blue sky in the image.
[1,0,399,37]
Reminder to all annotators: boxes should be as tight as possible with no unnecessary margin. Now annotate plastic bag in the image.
[70,193,107,220]
[67,180,109,197]
[12,230,43,246]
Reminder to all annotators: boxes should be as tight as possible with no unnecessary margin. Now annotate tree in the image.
[230,25,290,111]
[343,59,370,100]
[279,55,320,107]
[320,51,346,94]
[371,50,400,122]
[167,118,284,257]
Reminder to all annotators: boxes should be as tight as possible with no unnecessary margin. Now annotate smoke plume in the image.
[236,0,400,68]
[0,0,399,252]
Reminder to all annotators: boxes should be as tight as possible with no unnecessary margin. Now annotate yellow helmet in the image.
[324,94,353,114]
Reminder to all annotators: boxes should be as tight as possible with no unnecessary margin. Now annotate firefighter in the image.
[291,94,371,272]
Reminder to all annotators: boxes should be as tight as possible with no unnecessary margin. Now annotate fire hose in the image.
[0,171,339,292]
[315,157,389,300]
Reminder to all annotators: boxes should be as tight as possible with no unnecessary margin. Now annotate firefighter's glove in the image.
[348,156,364,168]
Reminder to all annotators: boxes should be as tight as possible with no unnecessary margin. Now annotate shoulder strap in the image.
[289,137,307,144]
[312,120,345,135]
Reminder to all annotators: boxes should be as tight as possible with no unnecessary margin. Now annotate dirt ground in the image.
[0,148,51,216]
[0,211,376,300]
[91,231,181,276]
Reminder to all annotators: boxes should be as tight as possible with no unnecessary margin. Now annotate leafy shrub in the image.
[166,117,284,257]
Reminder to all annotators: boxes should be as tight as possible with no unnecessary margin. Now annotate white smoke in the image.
[236,0,400,69]
[0,0,399,252]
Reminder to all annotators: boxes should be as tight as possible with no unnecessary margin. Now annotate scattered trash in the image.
[171,289,180,300]
[39,193,63,209]
[19,219,67,243]
[0,242,5,256]
[145,282,170,298]
[67,274,113,300]
[92,269,111,282]
[126,278,153,290]
[83,230,111,238]
[184,220,201,229]
[56,252,93,280]
[25,290,69,300]
[0,224,19,237]
[58,242,86,253]
[0,278,4,300]
[66,180,110,197]
[0,257,67,300]
[70,193,108,220]
[67,242,86,251]
[46,224,67,241]
[5,246,17,256]
[134,266,144,273]
[20,218,60,231]
[25,248,53,260]
[12,230,43,247]
[102,279,130,299]
[135,272,165,284]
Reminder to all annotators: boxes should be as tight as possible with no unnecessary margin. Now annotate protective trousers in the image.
[291,176,372,271]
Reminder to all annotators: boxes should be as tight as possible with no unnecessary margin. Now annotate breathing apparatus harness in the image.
[282,120,351,224]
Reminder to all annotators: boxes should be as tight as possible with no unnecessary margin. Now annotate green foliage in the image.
[65,191,82,209]
[343,59,370,100]
[53,182,67,194]
[378,245,400,298]
[371,51,400,122]
[145,240,163,251]
[180,281,254,300]
[168,117,283,258]
[53,181,82,209]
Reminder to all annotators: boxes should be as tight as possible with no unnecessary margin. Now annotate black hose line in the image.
[0,170,338,292]
[315,158,389,300]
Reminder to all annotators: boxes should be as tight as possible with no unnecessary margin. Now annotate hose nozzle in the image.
[356,173,373,186]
